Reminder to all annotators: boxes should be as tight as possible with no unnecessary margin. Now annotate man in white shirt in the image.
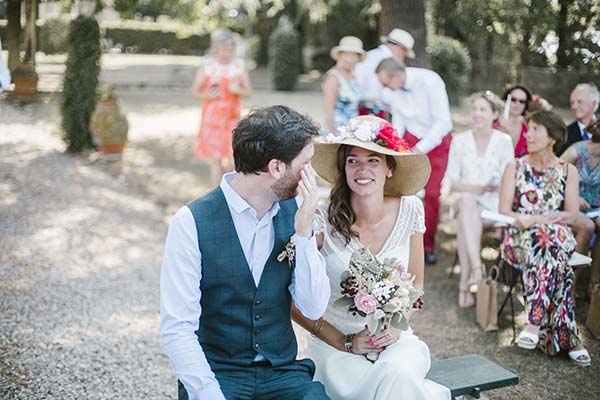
[376,57,453,265]
[556,82,599,155]
[354,28,415,117]
[160,105,331,400]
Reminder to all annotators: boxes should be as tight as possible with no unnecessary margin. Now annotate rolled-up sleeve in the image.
[414,75,453,154]
[160,207,226,400]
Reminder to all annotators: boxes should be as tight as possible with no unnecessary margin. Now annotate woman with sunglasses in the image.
[495,85,533,158]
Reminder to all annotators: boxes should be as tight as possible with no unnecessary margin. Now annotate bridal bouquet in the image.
[335,247,424,361]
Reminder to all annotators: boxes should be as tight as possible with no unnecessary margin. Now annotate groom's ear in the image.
[266,159,285,179]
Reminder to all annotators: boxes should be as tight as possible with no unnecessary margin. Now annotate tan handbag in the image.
[476,265,499,331]
[586,284,600,339]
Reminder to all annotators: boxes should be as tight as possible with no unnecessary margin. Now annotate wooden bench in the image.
[426,354,518,399]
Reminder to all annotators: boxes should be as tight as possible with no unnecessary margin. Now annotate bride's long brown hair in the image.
[328,145,397,245]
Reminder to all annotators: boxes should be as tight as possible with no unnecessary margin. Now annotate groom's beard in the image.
[271,169,299,201]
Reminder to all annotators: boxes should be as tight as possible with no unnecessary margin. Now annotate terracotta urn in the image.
[12,62,39,97]
[89,84,129,154]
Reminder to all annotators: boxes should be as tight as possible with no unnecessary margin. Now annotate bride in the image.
[292,116,450,399]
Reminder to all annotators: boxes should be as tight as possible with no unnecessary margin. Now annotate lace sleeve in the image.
[406,196,426,235]
[313,204,328,235]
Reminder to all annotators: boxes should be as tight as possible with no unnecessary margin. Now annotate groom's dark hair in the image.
[232,105,319,174]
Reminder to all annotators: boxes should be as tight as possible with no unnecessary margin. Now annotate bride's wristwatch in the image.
[344,333,355,353]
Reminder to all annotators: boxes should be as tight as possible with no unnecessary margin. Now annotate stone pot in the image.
[89,85,129,154]
[12,62,39,97]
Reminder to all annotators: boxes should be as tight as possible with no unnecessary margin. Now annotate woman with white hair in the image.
[192,28,252,186]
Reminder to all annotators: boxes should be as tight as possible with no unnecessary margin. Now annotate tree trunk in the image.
[434,0,461,39]
[23,0,36,64]
[379,0,428,67]
[6,0,22,72]
[555,0,570,68]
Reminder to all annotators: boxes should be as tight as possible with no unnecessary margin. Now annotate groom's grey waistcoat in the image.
[186,187,298,367]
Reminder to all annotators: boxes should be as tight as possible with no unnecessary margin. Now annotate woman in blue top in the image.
[561,118,600,299]
[322,36,364,136]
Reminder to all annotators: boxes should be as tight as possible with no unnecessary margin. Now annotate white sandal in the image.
[516,329,539,350]
[568,348,591,367]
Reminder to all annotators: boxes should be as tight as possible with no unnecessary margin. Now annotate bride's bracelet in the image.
[344,333,355,353]
[311,317,325,337]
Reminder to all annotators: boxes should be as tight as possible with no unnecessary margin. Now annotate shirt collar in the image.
[220,172,281,218]
[578,115,597,132]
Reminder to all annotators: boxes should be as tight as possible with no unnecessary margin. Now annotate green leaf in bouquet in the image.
[333,297,354,308]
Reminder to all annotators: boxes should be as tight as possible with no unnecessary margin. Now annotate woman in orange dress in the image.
[192,28,252,186]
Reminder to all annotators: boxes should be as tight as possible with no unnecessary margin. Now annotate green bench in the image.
[426,354,519,399]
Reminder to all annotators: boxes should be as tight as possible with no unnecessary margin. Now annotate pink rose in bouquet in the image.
[354,292,378,314]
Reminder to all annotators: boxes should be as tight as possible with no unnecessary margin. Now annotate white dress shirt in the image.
[160,173,330,400]
[381,67,453,154]
[354,44,393,103]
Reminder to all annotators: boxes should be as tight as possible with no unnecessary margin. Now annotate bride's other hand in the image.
[371,326,401,349]
[351,328,385,354]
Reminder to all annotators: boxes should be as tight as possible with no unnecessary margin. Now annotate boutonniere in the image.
[277,236,296,268]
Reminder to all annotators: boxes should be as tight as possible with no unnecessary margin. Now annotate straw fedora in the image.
[330,36,366,61]
[313,116,431,196]
[380,29,415,59]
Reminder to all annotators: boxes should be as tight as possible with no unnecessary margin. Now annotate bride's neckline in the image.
[350,197,403,256]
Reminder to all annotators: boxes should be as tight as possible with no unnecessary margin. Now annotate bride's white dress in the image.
[309,196,450,400]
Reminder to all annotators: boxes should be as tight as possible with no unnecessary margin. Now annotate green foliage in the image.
[61,16,101,153]
[113,0,180,20]
[268,21,301,91]
[39,18,70,54]
[428,34,472,104]
[103,22,209,55]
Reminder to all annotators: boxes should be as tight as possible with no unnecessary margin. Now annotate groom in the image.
[160,105,331,400]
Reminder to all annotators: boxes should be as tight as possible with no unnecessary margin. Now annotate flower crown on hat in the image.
[328,119,412,153]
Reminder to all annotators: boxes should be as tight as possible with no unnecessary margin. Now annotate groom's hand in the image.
[295,163,319,238]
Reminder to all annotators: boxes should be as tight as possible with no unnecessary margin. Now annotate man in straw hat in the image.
[375,57,453,265]
[354,28,416,117]
[292,115,451,399]
[160,105,331,400]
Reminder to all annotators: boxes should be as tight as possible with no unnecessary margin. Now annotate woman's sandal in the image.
[458,290,475,308]
[468,265,483,288]
[516,329,539,350]
[568,348,592,367]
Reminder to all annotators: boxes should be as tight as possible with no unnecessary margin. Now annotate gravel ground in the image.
[0,66,598,399]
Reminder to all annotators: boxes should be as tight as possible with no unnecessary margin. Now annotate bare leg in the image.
[455,194,483,307]
[572,213,594,296]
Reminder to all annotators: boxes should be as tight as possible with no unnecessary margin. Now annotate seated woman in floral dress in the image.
[499,110,591,367]
[292,116,450,399]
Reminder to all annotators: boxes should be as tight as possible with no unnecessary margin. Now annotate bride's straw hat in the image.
[313,116,431,196]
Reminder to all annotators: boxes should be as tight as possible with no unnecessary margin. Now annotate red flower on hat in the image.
[375,123,411,152]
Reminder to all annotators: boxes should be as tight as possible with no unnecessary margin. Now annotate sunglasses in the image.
[510,97,528,105]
